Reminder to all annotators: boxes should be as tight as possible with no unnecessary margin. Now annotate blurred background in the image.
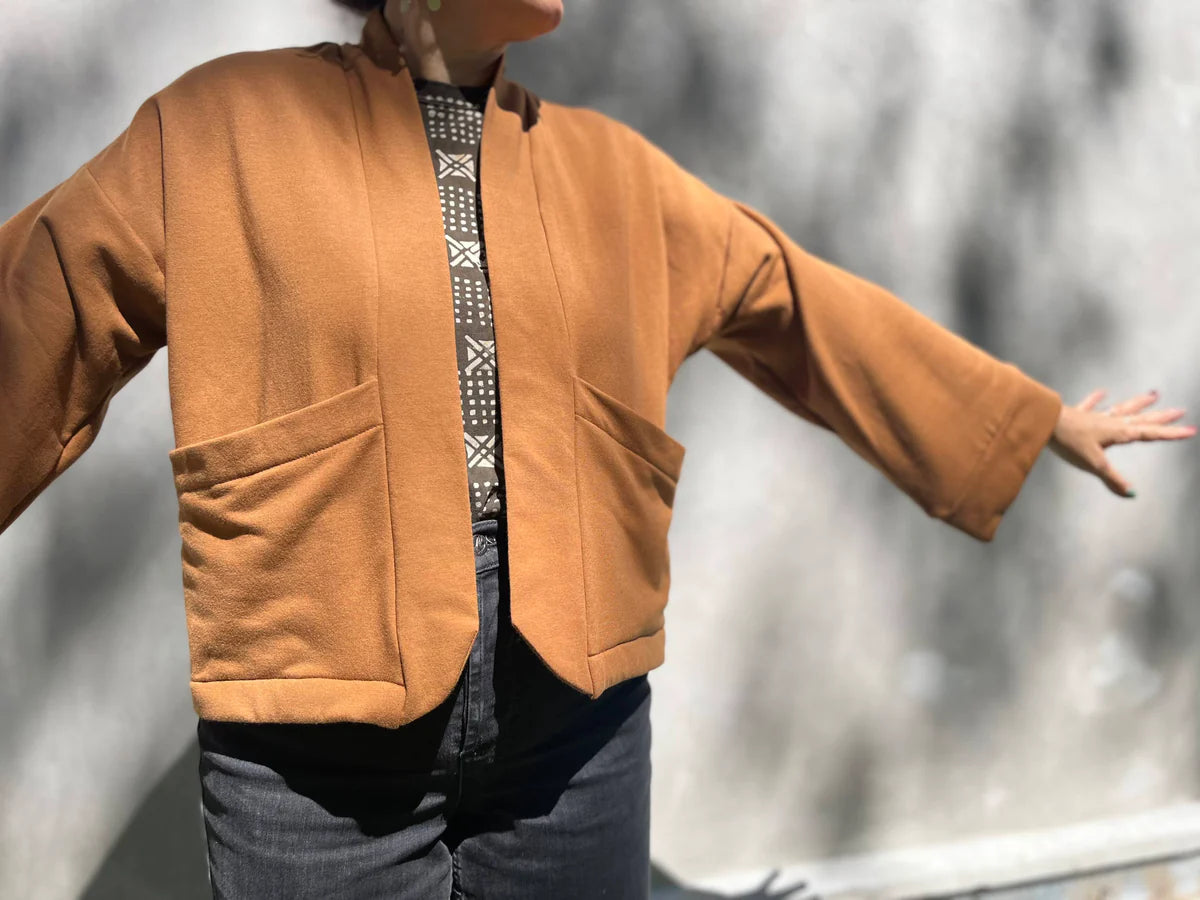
[1,1,1198,897]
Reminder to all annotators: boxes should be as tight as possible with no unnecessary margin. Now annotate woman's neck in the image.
[382,0,505,87]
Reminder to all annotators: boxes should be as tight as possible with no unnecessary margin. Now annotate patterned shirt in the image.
[414,77,505,524]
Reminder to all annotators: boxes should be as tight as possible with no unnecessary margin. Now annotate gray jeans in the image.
[196,515,652,898]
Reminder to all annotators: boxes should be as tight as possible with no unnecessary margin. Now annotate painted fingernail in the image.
[1127,490,1137,498]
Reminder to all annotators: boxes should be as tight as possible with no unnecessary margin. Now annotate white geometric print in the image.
[464,336,495,375]
[464,431,495,468]
[436,149,475,181]
[445,235,481,269]
[417,78,504,521]
[420,101,483,143]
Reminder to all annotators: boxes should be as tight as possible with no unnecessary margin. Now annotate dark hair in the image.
[330,0,385,13]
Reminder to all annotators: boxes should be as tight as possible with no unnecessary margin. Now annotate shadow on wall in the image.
[910,0,1142,745]
[80,739,209,900]
[652,869,818,900]
[0,0,187,805]
[79,737,817,899]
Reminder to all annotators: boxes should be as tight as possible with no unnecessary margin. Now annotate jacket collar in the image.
[358,5,511,99]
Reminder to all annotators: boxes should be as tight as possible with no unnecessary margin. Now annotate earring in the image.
[427,0,441,9]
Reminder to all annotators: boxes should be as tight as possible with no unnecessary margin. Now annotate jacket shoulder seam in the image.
[79,163,165,280]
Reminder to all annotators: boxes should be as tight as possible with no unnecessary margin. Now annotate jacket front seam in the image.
[525,112,573,363]
[339,51,404,683]
[529,114,596,695]
[571,389,595,673]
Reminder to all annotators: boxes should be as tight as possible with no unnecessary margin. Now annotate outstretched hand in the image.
[1047,388,1196,498]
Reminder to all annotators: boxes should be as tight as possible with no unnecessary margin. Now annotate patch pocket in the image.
[168,378,399,686]
[572,375,686,657]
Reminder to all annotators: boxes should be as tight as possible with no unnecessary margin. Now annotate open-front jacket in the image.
[0,8,1063,728]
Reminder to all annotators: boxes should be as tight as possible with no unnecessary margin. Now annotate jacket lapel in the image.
[345,9,590,719]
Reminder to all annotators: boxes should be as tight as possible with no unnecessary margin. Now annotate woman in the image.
[1,0,1193,897]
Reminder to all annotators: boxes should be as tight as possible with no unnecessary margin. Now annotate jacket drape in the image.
[0,8,1062,727]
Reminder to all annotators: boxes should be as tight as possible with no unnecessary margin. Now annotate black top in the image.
[412,76,491,105]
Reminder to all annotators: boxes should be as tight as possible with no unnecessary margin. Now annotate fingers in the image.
[1102,419,1196,447]
[1129,424,1199,441]
[1077,389,1197,442]
[1137,407,1189,425]
[1106,389,1161,417]
[1066,390,1195,500]
[1077,388,1186,421]
[1094,455,1134,498]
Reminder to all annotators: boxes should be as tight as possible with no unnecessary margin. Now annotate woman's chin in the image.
[500,0,564,41]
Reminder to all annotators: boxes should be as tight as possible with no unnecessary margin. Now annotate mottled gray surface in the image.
[1,1,1197,897]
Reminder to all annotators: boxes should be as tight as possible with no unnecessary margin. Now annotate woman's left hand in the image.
[1047,388,1197,498]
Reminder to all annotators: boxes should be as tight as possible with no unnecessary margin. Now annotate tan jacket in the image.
[0,8,1062,728]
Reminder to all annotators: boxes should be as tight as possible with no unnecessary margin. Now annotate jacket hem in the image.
[191,677,408,728]
[586,627,665,698]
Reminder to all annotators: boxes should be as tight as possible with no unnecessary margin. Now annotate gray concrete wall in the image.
[1,1,1196,897]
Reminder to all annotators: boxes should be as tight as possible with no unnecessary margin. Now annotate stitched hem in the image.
[586,628,665,699]
[451,845,465,899]
[190,676,409,728]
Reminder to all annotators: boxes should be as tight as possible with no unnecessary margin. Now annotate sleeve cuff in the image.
[943,367,1063,542]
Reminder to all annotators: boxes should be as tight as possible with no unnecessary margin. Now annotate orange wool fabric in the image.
[0,8,1062,728]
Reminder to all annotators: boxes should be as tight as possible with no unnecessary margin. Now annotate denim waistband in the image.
[472,516,501,574]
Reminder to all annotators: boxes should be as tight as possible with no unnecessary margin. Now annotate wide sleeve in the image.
[0,94,167,536]
[693,196,1063,542]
